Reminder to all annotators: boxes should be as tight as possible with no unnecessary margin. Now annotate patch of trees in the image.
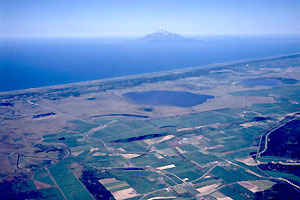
[33,112,56,118]
[80,169,115,200]
[262,119,300,159]
[259,163,300,179]
[0,102,13,107]
[0,181,40,200]
[111,132,168,143]
[253,182,300,200]
[35,143,67,160]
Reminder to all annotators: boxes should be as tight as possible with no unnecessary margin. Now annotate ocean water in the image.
[1,36,300,92]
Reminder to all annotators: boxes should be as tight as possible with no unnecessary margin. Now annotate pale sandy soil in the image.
[177,127,193,132]
[206,145,224,150]
[238,180,275,193]
[99,178,117,185]
[144,135,174,145]
[33,180,53,189]
[196,183,221,196]
[240,122,253,128]
[154,153,164,159]
[148,197,176,200]
[71,150,84,157]
[238,181,261,193]
[236,156,256,166]
[217,197,233,200]
[89,147,99,152]
[121,154,140,159]
[175,146,186,154]
[156,164,176,170]
[92,152,107,156]
[112,188,138,200]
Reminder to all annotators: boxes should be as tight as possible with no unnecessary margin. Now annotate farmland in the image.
[1,54,300,199]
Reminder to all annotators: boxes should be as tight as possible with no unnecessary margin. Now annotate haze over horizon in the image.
[1,0,300,38]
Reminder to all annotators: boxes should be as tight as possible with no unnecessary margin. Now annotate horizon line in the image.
[2,33,300,39]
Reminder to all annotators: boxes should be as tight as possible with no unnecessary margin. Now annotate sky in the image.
[1,0,300,38]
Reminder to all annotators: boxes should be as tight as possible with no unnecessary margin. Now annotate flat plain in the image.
[1,54,300,199]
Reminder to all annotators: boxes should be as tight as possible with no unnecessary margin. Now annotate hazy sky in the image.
[1,0,300,38]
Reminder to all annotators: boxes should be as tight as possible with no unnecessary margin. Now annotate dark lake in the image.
[123,90,214,107]
[239,78,282,87]
[239,77,299,87]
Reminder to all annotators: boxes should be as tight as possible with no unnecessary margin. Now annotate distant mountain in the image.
[139,29,196,43]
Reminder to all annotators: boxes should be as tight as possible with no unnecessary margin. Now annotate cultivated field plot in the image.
[1,54,300,199]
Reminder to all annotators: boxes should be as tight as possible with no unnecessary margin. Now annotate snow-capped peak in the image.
[156,28,173,35]
[139,29,196,43]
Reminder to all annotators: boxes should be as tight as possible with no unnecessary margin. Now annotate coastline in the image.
[1,52,299,96]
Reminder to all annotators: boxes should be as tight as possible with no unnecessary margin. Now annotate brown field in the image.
[121,154,140,159]
[196,183,221,196]
[33,180,52,190]
[236,156,256,166]
[156,164,176,170]
[112,188,139,200]
[206,145,224,150]
[99,178,117,185]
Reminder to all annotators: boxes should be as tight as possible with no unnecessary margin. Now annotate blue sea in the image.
[1,35,300,92]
